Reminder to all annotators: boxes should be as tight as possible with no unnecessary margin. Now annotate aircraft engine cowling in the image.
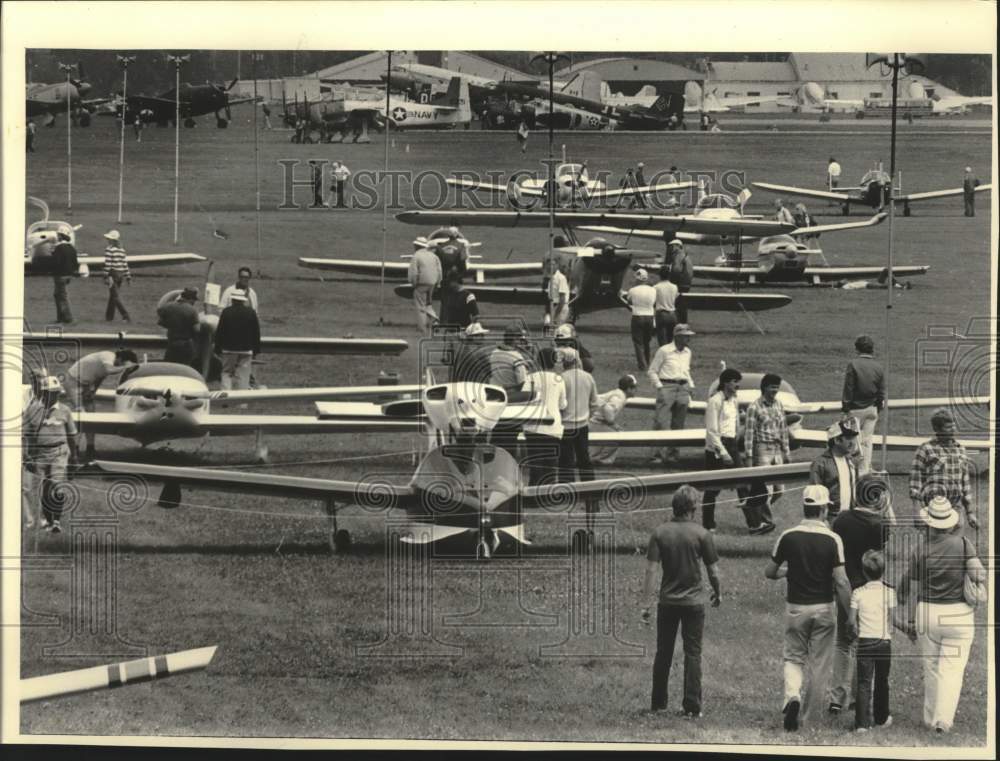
[801,81,825,105]
[683,81,703,110]
[422,383,507,438]
[906,80,926,99]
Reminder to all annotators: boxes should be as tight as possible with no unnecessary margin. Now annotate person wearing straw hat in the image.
[908,407,976,529]
[809,416,862,523]
[214,290,261,392]
[765,484,852,732]
[647,323,696,466]
[622,268,657,371]
[23,376,78,533]
[102,229,131,322]
[962,166,979,217]
[896,495,985,734]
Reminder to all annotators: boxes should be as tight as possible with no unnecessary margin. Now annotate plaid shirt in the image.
[744,396,790,460]
[909,437,972,509]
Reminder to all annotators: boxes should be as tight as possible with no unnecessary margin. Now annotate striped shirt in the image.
[909,437,971,509]
[103,244,130,276]
[744,396,790,459]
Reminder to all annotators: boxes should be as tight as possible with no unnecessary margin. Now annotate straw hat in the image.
[919,495,959,530]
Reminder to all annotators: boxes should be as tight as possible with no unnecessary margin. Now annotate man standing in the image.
[766,485,852,731]
[309,159,325,208]
[490,323,531,394]
[702,368,754,533]
[436,226,469,279]
[51,231,79,324]
[962,166,979,217]
[157,287,201,366]
[809,417,861,522]
[643,484,720,716]
[516,119,529,153]
[630,162,648,209]
[220,266,260,312]
[665,240,693,324]
[23,376,79,533]
[828,157,841,189]
[909,407,976,528]
[450,322,493,384]
[546,258,570,326]
[261,102,273,130]
[558,348,599,484]
[774,199,795,226]
[553,323,594,374]
[133,115,143,142]
[827,472,893,716]
[744,373,789,533]
[214,291,261,391]
[408,246,442,335]
[331,160,351,208]
[653,266,679,347]
[841,334,884,474]
[64,349,138,459]
[623,269,657,371]
[102,229,131,322]
[647,324,695,466]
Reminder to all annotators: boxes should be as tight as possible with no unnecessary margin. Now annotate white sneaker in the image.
[876,716,893,729]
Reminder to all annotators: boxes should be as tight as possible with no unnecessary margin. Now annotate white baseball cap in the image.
[554,323,576,340]
[803,484,831,506]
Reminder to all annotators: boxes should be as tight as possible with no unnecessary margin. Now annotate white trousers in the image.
[852,406,878,474]
[916,601,975,731]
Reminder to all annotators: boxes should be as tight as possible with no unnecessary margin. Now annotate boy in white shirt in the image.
[849,550,908,731]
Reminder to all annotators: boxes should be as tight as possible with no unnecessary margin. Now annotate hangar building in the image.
[554,57,704,101]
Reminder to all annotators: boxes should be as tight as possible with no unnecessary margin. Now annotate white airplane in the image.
[91,380,812,556]
[752,164,993,216]
[24,197,205,276]
[682,81,787,113]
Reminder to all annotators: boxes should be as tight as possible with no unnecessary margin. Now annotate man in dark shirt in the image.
[214,291,261,390]
[450,322,494,384]
[643,485,720,717]
[827,472,892,715]
[841,334,884,474]
[158,287,201,367]
[51,232,79,323]
[436,227,469,279]
[664,239,693,323]
[766,485,852,731]
[962,166,979,217]
[438,271,479,329]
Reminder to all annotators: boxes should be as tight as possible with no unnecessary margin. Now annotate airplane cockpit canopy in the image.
[123,362,206,383]
[695,193,740,211]
[559,163,588,183]
[860,169,891,186]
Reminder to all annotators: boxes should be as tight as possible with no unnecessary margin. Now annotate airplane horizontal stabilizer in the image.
[751,182,849,203]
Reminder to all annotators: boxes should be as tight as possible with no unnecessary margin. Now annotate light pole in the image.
[252,51,262,275]
[530,52,569,267]
[116,55,136,223]
[58,62,77,211]
[167,54,190,244]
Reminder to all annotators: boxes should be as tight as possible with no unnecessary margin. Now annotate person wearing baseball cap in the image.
[908,407,976,529]
[622,268,657,371]
[962,166,979,217]
[647,322,696,465]
[766,483,851,732]
[552,322,594,373]
[809,416,861,522]
[896,494,986,734]
[23,375,78,533]
[450,322,492,384]
[102,229,131,322]
[558,344,599,487]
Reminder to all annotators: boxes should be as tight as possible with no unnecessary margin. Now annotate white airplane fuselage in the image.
[113,365,212,444]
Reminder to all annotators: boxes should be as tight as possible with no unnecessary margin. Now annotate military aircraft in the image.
[479,96,615,131]
[106,79,257,128]
[24,197,205,276]
[91,380,812,556]
[753,163,993,216]
[26,64,109,126]
[446,158,696,210]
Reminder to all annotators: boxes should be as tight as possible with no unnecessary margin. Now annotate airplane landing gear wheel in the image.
[331,529,352,554]
[476,539,492,560]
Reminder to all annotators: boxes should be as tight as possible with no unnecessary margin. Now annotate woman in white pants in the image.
[897,496,986,733]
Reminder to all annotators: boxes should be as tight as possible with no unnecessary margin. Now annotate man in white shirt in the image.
[623,269,657,370]
[647,323,696,465]
[558,348,599,484]
[701,368,753,533]
[828,157,842,189]
[220,267,260,312]
[407,246,442,335]
[546,257,570,325]
[653,266,679,346]
[331,161,352,208]
[591,374,638,465]
[521,346,567,486]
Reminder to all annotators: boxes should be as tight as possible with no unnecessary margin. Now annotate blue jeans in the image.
[747,443,783,523]
[652,604,705,713]
[855,638,891,729]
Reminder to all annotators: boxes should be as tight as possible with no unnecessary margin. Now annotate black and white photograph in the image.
[2,1,995,754]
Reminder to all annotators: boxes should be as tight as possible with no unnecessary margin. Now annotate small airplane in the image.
[26,64,109,126]
[479,95,615,131]
[681,81,786,114]
[24,197,205,276]
[104,79,257,128]
[90,380,812,556]
[446,155,696,210]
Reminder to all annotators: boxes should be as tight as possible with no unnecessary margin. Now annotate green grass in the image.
[18,115,993,749]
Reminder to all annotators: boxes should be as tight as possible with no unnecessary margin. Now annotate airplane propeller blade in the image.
[227,78,239,91]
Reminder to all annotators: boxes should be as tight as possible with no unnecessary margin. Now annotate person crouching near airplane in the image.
[64,349,139,459]
[590,374,638,466]
[214,291,261,392]
[22,376,78,533]
[701,368,752,534]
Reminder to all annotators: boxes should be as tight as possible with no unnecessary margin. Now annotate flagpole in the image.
[252,51,262,276]
[116,55,135,223]
[167,54,190,245]
[58,63,76,211]
[880,53,901,472]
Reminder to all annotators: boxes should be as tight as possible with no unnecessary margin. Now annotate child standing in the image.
[849,550,908,731]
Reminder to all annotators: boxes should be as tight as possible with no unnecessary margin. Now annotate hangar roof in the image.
[704,60,798,82]
[790,53,889,82]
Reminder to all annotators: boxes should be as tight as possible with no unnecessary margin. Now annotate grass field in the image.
[16,113,994,749]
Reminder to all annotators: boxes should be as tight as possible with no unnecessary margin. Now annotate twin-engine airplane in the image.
[92,381,813,557]
[24,197,205,276]
[753,164,992,216]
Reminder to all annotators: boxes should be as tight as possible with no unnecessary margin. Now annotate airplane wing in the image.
[897,184,992,204]
[446,177,545,198]
[23,332,408,356]
[575,226,664,240]
[589,180,697,202]
[396,210,798,237]
[519,462,812,510]
[792,212,887,236]
[790,428,992,452]
[751,182,851,204]
[75,253,207,272]
[298,257,543,280]
[587,429,708,447]
[315,400,553,426]
[790,395,991,415]
[74,411,424,437]
[395,283,548,306]
[625,397,707,414]
[801,265,930,283]
[90,460,418,508]
[92,384,427,406]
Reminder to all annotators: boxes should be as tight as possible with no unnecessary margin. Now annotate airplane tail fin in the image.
[649,94,672,114]
[444,76,462,106]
